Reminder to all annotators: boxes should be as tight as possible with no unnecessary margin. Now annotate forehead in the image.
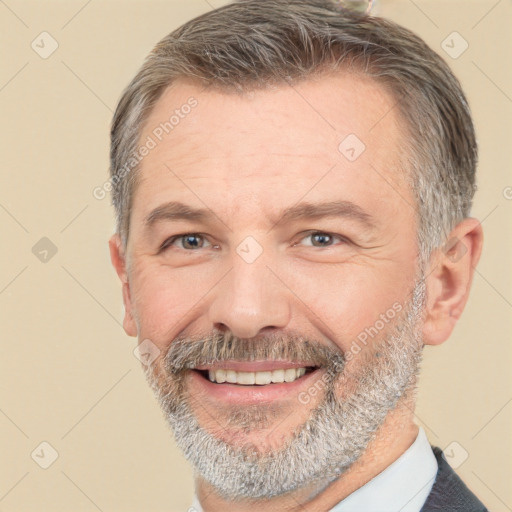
[131,72,412,231]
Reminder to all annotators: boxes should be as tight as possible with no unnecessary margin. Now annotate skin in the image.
[109,73,483,511]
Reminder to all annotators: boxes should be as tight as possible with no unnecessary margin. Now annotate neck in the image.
[195,403,419,512]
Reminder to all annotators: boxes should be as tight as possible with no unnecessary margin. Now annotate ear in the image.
[422,218,484,346]
[109,234,138,337]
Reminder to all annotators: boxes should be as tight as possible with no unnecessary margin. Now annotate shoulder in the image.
[420,446,488,512]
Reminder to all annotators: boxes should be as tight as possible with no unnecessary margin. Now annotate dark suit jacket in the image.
[420,447,488,511]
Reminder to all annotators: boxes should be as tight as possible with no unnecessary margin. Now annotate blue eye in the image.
[161,233,211,251]
[301,232,345,247]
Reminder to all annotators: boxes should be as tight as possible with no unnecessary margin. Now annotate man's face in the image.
[119,73,425,497]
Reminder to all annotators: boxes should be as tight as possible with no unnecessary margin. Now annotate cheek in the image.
[285,261,412,352]
[129,261,219,348]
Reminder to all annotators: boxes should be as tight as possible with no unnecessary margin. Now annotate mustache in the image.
[163,330,346,375]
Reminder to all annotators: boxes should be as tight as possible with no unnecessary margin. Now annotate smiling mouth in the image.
[194,366,318,385]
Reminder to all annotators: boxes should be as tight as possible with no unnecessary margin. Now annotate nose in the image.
[207,254,291,339]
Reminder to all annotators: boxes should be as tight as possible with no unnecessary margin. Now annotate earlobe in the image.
[109,234,138,337]
[422,218,484,346]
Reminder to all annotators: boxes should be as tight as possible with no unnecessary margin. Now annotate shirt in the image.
[189,427,438,512]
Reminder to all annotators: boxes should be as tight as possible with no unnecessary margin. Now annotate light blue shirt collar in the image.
[327,427,437,512]
[189,427,437,512]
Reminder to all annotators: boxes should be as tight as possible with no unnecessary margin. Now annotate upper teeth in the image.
[207,367,307,385]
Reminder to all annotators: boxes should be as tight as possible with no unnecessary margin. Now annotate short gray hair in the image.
[110,0,477,264]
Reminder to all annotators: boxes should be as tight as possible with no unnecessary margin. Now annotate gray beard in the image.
[142,278,426,501]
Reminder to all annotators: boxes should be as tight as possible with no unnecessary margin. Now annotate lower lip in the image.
[188,368,323,405]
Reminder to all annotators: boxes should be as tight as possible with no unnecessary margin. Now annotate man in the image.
[108,0,487,510]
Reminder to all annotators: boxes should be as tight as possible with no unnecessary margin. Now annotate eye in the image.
[160,233,212,251]
[298,231,347,247]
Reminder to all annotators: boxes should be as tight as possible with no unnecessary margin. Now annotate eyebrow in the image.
[145,201,211,226]
[277,200,376,229]
[144,200,376,230]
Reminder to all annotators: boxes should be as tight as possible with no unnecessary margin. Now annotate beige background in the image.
[1,0,511,511]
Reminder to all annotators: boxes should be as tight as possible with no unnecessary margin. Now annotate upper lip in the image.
[193,360,318,372]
